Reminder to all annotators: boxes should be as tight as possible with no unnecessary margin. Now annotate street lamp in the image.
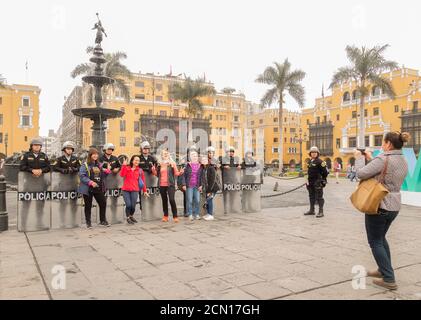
[295,128,307,177]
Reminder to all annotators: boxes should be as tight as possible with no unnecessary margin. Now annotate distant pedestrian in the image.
[355,131,410,290]
[350,165,358,182]
[333,161,341,184]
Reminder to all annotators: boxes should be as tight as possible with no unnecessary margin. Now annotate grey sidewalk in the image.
[1,180,421,300]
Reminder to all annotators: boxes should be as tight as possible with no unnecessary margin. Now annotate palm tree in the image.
[330,45,398,148]
[256,59,306,170]
[169,77,216,143]
[71,47,132,104]
[0,74,6,88]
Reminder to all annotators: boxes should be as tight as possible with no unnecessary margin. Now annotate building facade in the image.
[61,86,83,150]
[301,67,421,169]
[247,104,302,167]
[0,83,40,157]
[78,72,248,158]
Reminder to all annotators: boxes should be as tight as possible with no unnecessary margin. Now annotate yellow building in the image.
[79,73,248,158]
[247,104,301,167]
[0,83,40,157]
[301,67,421,169]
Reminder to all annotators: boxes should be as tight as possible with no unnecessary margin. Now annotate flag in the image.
[25,61,28,70]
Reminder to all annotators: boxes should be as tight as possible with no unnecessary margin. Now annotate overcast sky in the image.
[1,0,420,136]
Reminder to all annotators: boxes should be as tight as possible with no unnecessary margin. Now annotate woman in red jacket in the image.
[120,155,148,224]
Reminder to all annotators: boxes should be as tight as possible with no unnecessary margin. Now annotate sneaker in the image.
[203,214,210,220]
[194,215,201,220]
[127,218,134,225]
[183,213,189,217]
[373,278,398,290]
[162,216,169,222]
[86,222,92,229]
[99,221,111,227]
[130,216,138,223]
[173,217,179,223]
[189,215,194,221]
[204,215,214,221]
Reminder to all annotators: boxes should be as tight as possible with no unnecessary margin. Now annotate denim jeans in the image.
[206,193,216,215]
[365,209,399,283]
[122,191,139,217]
[186,187,200,217]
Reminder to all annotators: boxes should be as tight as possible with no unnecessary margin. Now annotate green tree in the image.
[330,45,398,148]
[169,77,216,143]
[256,59,306,169]
[71,48,132,104]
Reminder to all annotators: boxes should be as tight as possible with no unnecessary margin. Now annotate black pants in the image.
[307,183,324,209]
[83,192,107,223]
[182,189,187,215]
[159,186,177,217]
[138,192,143,211]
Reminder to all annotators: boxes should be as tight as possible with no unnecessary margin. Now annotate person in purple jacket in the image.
[183,150,203,221]
[78,148,111,229]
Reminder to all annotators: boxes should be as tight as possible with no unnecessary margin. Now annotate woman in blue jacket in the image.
[78,148,111,229]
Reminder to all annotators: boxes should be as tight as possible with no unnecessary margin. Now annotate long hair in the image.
[87,148,99,165]
[129,155,140,167]
[158,148,174,165]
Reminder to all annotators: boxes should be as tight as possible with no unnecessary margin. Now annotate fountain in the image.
[72,13,124,151]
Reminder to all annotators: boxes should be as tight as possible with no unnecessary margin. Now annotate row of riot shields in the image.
[17,165,262,232]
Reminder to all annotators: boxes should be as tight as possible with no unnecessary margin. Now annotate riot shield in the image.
[221,167,242,214]
[141,172,163,221]
[104,173,125,224]
[241,166,262,213]
[17,172,51,232]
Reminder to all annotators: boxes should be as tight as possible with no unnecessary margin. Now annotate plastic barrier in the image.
[17,172,51,232]
[50,173,81,229]
[104,173,125,224]
[141,172,163,221]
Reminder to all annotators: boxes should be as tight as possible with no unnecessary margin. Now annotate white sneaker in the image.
[203,214,210,220]
[189,215,194,221]
[204,215,214,221]
[194,215,201,220]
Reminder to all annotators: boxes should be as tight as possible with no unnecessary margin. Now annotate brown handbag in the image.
[350,156,389,215]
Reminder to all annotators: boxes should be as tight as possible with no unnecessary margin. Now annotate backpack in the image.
[138,168,145,190]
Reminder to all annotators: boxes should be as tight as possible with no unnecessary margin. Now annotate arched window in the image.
[352,90,360,100]
[343,92,351,102]
[372,86,381,96]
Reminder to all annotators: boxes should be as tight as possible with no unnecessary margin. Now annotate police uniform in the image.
[52,155,81,174]
[305,152,329,217]
[19,151,51,173]
[100,154,121,171]
[138,154,157,174]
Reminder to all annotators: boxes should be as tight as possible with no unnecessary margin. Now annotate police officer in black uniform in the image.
[52,141,81,174]
[304,146,328,218]
[20,137,51,175]
[100,143,121,173]
[137,141,158,212]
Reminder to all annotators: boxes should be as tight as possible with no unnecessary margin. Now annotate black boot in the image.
[316,208,324,218]
[304,204,315,215]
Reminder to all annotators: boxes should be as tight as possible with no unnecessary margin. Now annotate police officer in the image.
[206,146,220,169]
[137,141,158,212]
[138,141,158,174]
[100,143,121,173]
[52,141,81,174]
[20,137,51,176]
[304,146,328,218]
[220,146,242,171]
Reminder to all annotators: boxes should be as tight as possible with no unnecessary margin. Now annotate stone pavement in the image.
[1,180,421,300]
